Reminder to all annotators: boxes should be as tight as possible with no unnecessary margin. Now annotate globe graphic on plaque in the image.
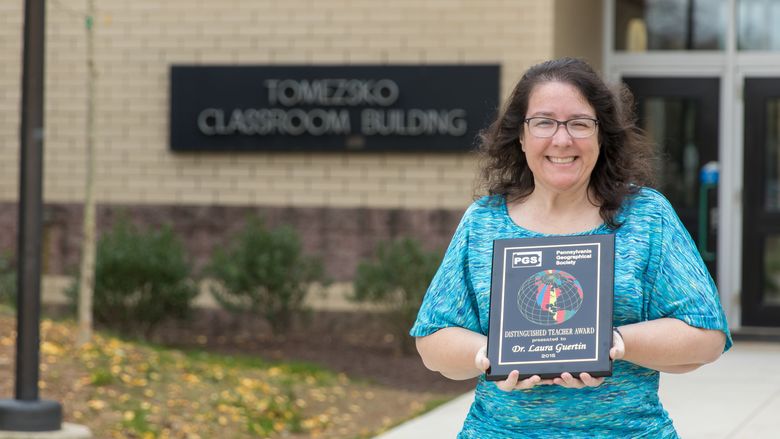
[517,270,584,325]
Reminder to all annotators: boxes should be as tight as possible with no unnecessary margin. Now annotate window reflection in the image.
[766,100,780,211]
[765,236,780,305]
[739,0,780,50]
[615,0,727,51]
[643,98,699,210]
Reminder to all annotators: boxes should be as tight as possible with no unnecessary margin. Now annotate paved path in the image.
[375,341,780,438]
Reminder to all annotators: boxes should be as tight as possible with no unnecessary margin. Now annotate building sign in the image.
[170,65,499,152]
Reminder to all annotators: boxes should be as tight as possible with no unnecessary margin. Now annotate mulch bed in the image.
[150,308,476,395]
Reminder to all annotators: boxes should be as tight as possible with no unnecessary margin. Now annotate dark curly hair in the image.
[476,57,657,228]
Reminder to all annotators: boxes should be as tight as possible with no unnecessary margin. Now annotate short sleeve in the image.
[409,205,482,337]
[647,197,733,351]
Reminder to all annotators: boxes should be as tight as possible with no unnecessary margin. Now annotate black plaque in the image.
[169,65,499,152]
[486,234,615,381]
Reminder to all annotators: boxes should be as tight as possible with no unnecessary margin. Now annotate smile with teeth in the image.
[547,156,577,164]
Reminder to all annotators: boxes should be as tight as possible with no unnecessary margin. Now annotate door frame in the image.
[604,0,780,329]
[600,61,739,326]
[621,76,721,280]
[741,76,780,326]
[603,0,761,329]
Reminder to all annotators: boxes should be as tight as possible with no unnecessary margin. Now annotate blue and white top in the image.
[410,188,732,438]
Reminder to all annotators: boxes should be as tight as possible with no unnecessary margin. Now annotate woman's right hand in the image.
[474,345,552,392]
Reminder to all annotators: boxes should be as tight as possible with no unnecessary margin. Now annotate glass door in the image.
[622,77,720,280]
[743,78,780,326]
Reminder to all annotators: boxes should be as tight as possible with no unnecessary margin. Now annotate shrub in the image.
[352,238,441,354]
[72,220,198,338]
[207,218,325,334]
[0,252,15,308]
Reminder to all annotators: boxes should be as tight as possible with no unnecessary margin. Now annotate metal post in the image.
[0,0,63,431]
[15,0,45,402]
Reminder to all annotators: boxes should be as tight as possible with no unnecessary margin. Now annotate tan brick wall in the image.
[0,0,24,201]
[554,0,604,70]
[0,1,593,210]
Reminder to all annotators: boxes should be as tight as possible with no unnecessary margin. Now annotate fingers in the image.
[579,372,605,387]
[553,372,582,388]
[474,345,490,372]
[536,377,555,386]
[553,372,604,388]
[496,370,521,391]
[495,371,552,392]
[494,370,605,392]
[611,329,625,360]
[515,374,544,390]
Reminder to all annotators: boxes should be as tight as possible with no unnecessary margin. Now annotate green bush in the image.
[207,218,325,334]
[352,238,441,354]
[0,252,15,308]
[72,220,198,338]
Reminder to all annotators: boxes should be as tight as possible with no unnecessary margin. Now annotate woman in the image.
[411,58,730,438]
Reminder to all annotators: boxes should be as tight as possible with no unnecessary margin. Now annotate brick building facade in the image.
[1,0,602,297]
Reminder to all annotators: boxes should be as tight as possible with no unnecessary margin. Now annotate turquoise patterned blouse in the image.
[410,188,732,438]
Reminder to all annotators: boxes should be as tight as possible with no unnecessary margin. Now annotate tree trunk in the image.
[77,0,97,346]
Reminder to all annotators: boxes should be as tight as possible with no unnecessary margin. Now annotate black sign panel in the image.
[169,65,499,152]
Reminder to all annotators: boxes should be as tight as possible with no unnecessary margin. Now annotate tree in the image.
[76,0,97,346]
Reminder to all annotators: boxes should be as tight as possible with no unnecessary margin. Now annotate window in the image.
[615,0,727,51]
[738,0,780,50]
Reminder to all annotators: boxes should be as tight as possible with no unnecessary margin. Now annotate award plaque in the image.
[486,234,615,381]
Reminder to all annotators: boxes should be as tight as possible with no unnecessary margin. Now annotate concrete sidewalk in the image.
[375,341,780,438]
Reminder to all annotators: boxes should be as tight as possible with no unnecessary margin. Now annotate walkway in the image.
[375,341,780,438]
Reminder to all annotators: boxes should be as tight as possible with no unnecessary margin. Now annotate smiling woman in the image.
[411,57,731,439]
[476,57,657,231]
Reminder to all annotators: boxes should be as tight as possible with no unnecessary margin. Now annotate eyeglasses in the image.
[524,117,599,139]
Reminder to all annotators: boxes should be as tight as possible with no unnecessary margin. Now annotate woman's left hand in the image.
[552,328,625,388]
[610,327,626,361]
[552,372,604,388]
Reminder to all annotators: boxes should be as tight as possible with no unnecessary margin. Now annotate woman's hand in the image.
[550,329,625,389]
[473,329,629,391]
[552,372,604,388]
[474,345,553,392]
[610,327,626,361]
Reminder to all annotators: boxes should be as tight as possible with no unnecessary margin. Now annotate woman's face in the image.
[521,81,600,197]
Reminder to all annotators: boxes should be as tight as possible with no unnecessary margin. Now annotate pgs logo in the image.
[511,251,542,268]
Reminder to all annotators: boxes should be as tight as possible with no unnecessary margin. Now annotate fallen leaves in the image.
[0,310,451,438]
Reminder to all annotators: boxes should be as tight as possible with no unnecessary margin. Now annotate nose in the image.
[551,122,573,146]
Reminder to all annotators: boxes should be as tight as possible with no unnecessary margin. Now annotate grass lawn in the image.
[0,308,452,438]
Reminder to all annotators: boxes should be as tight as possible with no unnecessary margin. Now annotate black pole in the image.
[0,0,62,431]
[16,0,45,403]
